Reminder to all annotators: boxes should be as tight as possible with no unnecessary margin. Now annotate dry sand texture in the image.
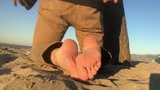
[0,44,160,90]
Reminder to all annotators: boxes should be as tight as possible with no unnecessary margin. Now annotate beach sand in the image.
[0,44,160,90]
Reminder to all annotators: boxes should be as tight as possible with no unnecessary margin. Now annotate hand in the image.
[103,0,119,3]
[13,0,37,10]
[12,0,24,6]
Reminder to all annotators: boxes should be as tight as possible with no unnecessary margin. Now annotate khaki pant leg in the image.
[30,0,69,65]
[30,18,68,65]
[74,5,103,51]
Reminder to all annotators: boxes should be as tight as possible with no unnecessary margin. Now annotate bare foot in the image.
[51,39,79,78]
[76,36,101,81]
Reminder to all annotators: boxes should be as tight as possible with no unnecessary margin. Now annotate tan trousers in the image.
[30,0,104,65]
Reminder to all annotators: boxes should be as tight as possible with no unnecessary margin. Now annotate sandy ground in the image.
[0,44,160,90]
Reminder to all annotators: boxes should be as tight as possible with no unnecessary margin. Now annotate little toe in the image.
[95,61,101,70]
[91,67,97,76]
[88,73,94,80]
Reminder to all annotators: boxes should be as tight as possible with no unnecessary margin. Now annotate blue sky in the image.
[0,0,160,54]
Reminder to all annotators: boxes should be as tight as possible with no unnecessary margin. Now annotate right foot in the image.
[51,39,79,78]
[76,36,101,81]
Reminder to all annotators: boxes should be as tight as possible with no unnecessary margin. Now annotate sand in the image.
[0,44,160,90]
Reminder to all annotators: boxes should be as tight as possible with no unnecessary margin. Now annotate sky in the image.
[0,0,160,54]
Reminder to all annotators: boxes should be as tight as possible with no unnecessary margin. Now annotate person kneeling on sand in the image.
[13,0,119,81]
[50,36,101,81]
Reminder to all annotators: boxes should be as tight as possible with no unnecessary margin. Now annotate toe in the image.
[91,66,97,76]
[94,64,100,71]
[95,61,101,70]
[77,65,89,81]
[86,67,94,80]
[88,66,98,80]
[88,73,94,80]
[97,60,101,67]
[70,67,79,79]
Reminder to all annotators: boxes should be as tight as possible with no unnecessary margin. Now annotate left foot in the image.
[51,39,79,78]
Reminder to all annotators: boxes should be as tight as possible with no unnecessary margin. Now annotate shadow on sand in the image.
[31,66,112,90]
[96,60,143,79]
[150,74,160,90]
[95,60,148,87]
[0,54,18,75]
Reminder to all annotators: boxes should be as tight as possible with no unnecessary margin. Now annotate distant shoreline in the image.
[0,43,31,48]
[0,43,159,61]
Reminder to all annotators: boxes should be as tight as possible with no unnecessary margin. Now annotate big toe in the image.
[77,65,89,81]
[70,71,79,79]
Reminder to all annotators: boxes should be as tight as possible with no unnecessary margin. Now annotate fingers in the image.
[13,0,17,6]
[18,0,25,6]
[103,0,111,3]
[103,0,119,3]
[114,0,118,3]
[28,0,37,4]
[13,0,36,10]
[12,0,25,7]
[22,0,30,8]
